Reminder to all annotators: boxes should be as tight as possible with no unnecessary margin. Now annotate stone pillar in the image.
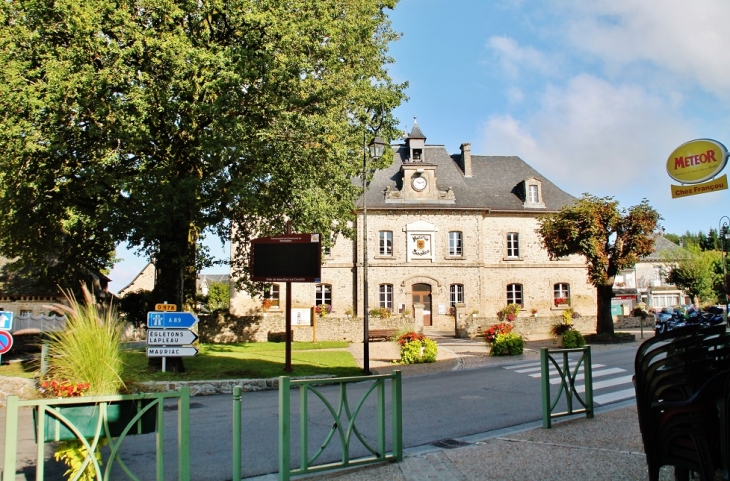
[413,302,424,332]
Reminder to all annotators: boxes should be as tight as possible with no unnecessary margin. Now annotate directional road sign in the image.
[0,331,13,355]
[146,312,198,329]
[146,346,198,357]
[0,311,13,331]
[147,329,198,346]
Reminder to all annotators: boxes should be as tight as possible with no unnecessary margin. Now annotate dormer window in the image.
[523,178,545,208]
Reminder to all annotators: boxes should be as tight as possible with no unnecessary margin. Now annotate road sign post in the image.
[146,311,199,372]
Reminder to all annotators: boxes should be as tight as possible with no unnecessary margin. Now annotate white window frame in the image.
[379,284,393,309]
[315,284,332,307]
[449,231,463,256]
[528,184,539,203]
[553,283,570,300]
[264,284,280,308]
[379,231,393,256]
[450,284,464,306]
[506,284,523,306]
[506,233,520,258]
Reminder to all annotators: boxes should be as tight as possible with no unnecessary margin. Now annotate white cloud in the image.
[481,74,694,198]
[556,0,730,97]
[487,36,556,78]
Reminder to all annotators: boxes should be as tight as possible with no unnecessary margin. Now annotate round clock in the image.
[412,176,427,191]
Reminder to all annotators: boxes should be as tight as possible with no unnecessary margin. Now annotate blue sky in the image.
[107,0,730,293]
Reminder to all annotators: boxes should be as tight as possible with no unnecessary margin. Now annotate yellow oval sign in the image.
[666,138,728,184]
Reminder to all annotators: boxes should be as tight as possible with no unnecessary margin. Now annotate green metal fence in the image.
[2,387,190,481]
[271,371,402,481]
[540,346,594,428]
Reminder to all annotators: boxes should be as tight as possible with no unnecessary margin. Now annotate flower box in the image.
[33,399,156,443]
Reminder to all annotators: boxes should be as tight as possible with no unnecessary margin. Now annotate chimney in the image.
[460,143,472,177]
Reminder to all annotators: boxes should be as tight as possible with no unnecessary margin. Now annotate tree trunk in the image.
[149,225,190,373]
[596,284,615,335]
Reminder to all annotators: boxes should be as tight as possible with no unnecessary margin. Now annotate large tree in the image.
[0,1,405,303]
[538,194,661,335]
[662,245,722,305]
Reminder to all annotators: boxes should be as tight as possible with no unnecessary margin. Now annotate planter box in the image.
[33,399,156,442]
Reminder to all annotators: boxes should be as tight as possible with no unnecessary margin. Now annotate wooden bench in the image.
[368,329,397,342]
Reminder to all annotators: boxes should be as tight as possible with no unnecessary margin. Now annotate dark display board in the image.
[250,234,321,282]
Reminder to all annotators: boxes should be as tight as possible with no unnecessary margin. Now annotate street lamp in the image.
[720,216,730,321]
[362,135,386,374]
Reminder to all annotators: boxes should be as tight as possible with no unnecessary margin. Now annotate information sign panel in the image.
[146,346,198,357]
[147,329,198,346]
[146,312,198,328]
[0,311,13,331]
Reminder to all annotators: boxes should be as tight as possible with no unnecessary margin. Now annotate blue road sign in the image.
[146,312,198,328]
[0,311,12,331]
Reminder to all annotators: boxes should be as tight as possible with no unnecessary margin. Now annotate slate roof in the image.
[642,235,684,261]
[358,143,576,212]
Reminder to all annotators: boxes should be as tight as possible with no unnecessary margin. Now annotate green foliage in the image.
[205,281,231,312]
[538,194,661,334]
[398,333,438,364]
[44,287,126,396]
[0,0,406,308]
[118,290,156,328]
[369,307,392,318]
[662,244,722,304]
[490,333,525,356]
[561,330,586,348]
[53,439,107,481]
[562,308,575,325]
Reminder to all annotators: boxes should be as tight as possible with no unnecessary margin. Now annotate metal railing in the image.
[540,346,594,428]
[2,387,190,481]
[265,371,402,481]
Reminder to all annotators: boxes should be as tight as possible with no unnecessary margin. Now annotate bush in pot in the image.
[490,332,525,356]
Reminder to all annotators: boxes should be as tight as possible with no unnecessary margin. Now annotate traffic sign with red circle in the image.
[0,330,13,355]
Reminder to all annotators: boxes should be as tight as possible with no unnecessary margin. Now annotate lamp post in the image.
[362,135,386,374]
[721,216,730,321]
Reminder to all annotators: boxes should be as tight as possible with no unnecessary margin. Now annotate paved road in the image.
[1,345,640,480]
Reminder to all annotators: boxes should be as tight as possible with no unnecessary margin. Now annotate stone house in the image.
[613,236,690,313]
[229,121,597,336]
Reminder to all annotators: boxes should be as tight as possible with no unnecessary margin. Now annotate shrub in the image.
[561,330,586,348]
[315,304,331,317]
[490,333,525,356]
[397,331,438,364]
[482,323,513,344]
[369,307,392,318]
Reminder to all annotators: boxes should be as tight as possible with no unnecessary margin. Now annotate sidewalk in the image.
[308,329,670,481]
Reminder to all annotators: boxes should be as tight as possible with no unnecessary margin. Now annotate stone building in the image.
[230,121,597,335]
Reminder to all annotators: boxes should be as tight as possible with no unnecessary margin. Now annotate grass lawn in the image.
[0,341,363,383]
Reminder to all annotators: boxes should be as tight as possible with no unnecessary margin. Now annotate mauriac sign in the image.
[667,138,728,198]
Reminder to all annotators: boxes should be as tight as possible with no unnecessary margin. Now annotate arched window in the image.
[506,284,523,306]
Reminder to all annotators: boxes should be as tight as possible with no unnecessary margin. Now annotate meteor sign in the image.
[667,139,729,198]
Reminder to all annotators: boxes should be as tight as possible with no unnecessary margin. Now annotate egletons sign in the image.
[667,139,729,198]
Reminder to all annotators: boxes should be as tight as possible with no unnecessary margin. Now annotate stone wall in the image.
[456,315,598,339]
[0,376,37,406]
[198,312,416,343]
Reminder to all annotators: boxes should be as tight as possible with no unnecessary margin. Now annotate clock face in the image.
[412,176,427,191]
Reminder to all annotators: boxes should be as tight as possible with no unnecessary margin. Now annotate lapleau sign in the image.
[667,138,729,198]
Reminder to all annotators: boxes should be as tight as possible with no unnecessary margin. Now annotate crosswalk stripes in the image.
[503,361,636,405]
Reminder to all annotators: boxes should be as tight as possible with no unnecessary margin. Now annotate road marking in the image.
[593,388,636,405]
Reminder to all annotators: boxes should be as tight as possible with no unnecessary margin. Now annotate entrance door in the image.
[412,283,432,326]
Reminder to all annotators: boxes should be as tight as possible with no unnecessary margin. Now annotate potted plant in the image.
[550,319,574,347]
[396,331,437,364]
[38,286,154,480]
[315,304,331,318]
[497,303,521,322]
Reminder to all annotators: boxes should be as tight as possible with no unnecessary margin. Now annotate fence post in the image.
[584,346,594,419]
[540,348,551,428]
[178,386,191,481]
[2,396,19,481]
[392,370,403,461]
[279,376,291,481]
[232,386,242,481]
